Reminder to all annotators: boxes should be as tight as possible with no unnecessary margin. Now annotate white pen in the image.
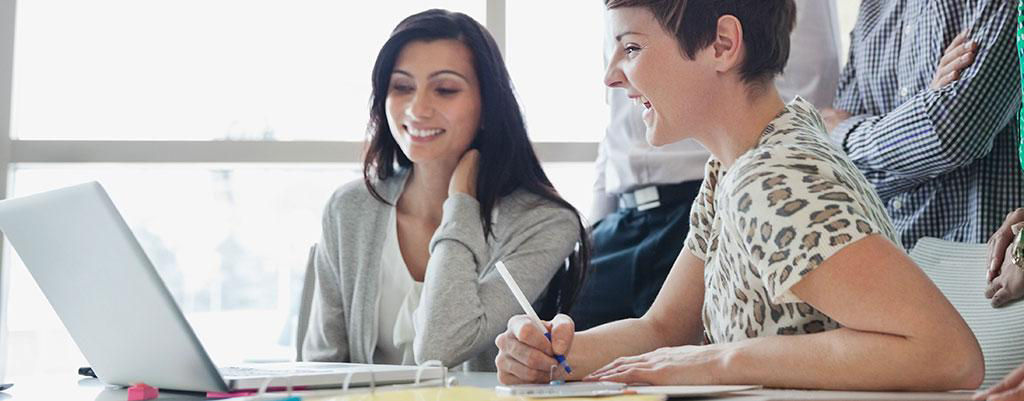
[494,261,571,373]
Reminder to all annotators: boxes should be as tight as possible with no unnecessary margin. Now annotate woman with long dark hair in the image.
[300,9,589,371]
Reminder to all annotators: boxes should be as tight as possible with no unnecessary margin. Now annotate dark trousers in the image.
[571,180,702,331]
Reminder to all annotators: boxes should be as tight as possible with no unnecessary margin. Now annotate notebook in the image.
[221,386,666,401]
[495,382,761,398]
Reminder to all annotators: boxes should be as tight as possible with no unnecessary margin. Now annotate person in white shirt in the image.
[571,0,843,330]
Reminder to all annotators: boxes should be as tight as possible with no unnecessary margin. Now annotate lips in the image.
[630,95,652,110]
[404,125,445,138]
[402,125,446,143]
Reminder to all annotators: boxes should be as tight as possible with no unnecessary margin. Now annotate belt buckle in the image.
[634,186,660,211]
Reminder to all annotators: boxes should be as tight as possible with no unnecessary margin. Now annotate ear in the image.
[710,15,744,74]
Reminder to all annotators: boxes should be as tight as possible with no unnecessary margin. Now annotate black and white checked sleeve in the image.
[833,0,1018,199]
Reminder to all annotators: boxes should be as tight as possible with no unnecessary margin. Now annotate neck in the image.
[700,84,786,169]
[397,157,460,224]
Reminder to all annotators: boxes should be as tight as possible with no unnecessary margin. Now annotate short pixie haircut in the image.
[606,0,796,85]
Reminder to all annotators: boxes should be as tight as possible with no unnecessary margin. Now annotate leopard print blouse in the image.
[684,97,898,344]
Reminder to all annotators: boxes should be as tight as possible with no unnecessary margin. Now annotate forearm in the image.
[566,249,707,379]
[415,240,490,365]
[718,327,978,391]
[414,194,492,365]
[565,317,693,380]
[417,195,579,366]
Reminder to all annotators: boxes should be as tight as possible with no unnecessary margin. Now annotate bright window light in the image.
[10,1,483,141]
[506,0,608,142]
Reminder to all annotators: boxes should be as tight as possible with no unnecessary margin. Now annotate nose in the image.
[406,89,434,120]
[604,50,626,88]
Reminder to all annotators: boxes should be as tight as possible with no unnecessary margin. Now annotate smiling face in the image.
[604,7,719,146]
[385,39,482,165]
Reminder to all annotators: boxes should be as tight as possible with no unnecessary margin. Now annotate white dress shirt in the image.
[591,0,843,221]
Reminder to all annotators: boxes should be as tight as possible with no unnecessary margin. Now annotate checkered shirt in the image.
[833,0,1024,250]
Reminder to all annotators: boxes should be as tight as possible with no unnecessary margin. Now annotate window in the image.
[836,0,862,65]
[10,0,484,141]
[505,0,608,142]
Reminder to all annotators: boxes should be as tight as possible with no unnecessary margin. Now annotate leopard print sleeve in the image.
[723,143,889,304]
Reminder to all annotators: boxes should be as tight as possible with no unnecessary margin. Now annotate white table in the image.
[0,372,977,400]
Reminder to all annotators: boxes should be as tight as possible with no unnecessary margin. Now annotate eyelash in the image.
[391,84,414,93]
[389,84,460,96]
[624,45,642,56]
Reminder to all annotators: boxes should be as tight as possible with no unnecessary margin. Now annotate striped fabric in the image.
[834,0,1024,250]
[909,237,1024,388]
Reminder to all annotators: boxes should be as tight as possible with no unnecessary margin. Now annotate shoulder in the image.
[725,138,873,219]
[723,137,894,244]
[324,180,376,213]
[729,107,853,195]
[321,177,395,227]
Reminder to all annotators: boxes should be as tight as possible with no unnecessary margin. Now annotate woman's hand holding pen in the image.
[449,149,480,198]
[495,314,575,384]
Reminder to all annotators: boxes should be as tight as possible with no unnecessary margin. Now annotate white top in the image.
[374,208,424,365]
[591,0,843,221]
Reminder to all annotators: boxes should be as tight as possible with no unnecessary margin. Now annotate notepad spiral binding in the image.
[246,360,452,400]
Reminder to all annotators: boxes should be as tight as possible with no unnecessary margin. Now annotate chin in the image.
[645,128,669,147]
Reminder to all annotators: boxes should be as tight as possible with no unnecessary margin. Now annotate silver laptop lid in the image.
[0,182,228,392]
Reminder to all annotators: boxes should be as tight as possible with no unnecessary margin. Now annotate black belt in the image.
[617,181,702,211]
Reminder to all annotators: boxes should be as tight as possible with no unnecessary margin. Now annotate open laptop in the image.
[0,182,444,393]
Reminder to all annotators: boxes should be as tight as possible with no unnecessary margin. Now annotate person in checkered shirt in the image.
[820,0,1023,252]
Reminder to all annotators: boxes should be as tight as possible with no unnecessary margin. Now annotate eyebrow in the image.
[614,31,644,42]
[392,69,470,82]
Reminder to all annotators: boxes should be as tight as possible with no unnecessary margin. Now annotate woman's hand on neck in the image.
[448,149,480,198]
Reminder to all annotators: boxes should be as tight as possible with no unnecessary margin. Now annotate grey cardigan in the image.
[301,170,579,370]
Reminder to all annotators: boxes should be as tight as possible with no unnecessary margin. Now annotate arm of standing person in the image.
[824,1,1015,199]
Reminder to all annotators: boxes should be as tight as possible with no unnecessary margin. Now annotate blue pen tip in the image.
[544,332,571,373]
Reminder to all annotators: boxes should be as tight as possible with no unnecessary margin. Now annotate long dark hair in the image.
[362,9,590,314]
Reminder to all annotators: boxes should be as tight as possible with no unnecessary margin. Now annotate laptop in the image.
[0,181,444,392]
